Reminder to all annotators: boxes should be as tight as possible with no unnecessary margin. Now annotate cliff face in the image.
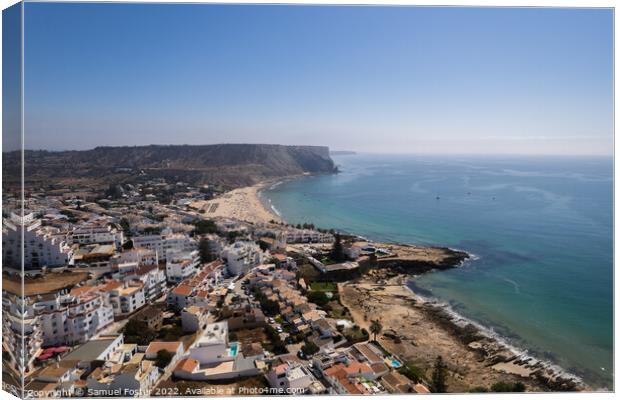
[6,144,337,189]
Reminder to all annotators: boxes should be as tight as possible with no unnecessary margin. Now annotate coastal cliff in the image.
[6,144,338,189]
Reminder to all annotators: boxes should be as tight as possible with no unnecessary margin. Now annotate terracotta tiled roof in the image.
[172,285,193,296]
[175,358,198,374]
[146,341,182,354]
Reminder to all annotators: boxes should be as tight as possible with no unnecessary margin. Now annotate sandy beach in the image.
[190,182,282,224]
[338,272,583,392]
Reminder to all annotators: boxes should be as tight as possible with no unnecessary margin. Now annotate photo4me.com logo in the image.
[238,387,306,395]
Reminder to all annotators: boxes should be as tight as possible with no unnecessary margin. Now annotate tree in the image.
[490,381,525,393]
[307,291,329,307]
[301,341,320,356]
[122,239,134,250]
[155,350,173,369]
[431,356,448,393]
[399,363,425,384]
[119,218,131,237]
[330,233,346,262]
[370,319,383,342]
[198,238,214,263]
[123,319,156,345]
[194,219,218,235]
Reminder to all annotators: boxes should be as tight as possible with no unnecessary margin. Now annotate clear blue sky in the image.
[11,3,615,154]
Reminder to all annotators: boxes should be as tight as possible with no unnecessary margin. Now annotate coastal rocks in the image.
[363,246,470,276]
[418,302,585,392]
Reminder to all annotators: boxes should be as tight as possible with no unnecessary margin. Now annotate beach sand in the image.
[339,274,557,392]
[190,182,281,224]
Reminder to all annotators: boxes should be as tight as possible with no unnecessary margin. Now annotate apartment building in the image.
[70,222,124,248]
[2,212,72,269]
[131,230,196,262]
[221,241,265,276]
[1,287,115,374]
[165,250,200,283]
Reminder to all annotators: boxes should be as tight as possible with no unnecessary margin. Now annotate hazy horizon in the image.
[3,4,613,155]
[4,142,615,158]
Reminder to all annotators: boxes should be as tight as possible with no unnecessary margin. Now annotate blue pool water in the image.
[228,342,239,357]
[263,153,613,389]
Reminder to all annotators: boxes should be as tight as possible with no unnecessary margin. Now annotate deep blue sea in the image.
[263,154,613,389]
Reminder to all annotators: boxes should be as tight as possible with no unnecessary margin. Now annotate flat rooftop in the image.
[63,337,119,362]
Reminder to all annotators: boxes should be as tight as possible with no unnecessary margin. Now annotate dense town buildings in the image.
[1,178,428,397]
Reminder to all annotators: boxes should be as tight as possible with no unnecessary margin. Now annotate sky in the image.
[4,3,614,154]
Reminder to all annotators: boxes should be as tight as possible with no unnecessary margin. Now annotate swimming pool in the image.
[390,359,402,368]
[228,342,239,357]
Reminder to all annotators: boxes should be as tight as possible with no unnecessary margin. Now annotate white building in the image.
[221,241,265,276]
[2,212,73,269]
[112,247,158,268]
[117,264,166,302]
[107,281,147,317]
[131,230,196,262]
[70,223,124,248]
[37,292,115,346]
[1,287,116,374]
[165,250,200,283]
[188,321,235,365]
[266,361,323,394]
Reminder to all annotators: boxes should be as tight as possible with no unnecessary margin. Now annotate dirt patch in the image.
[3,271,90,296]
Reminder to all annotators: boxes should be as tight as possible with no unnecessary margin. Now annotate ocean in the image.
[262,153,613,389]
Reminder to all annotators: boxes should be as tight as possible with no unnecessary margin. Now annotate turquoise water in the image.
[263,154,613,389]
[229,342,239,357]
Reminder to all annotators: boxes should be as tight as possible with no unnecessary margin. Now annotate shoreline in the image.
[400,281,588,391]
[206,177,593,391]
[189,179,286,224]
[338,273,587,392]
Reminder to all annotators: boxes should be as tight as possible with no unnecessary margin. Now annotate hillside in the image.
[5,144,337,190]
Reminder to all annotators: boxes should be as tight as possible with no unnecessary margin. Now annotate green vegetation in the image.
[252,288,280,316]
[158,324,183,341]
[155,350,173,369]
[198,238,215,263]
[264,325,287,355]
[399,363,426,384]
[298,264,320,281]
[123,319,157,345]
[431,356,448,393]
[343,325,369,344]
[301,341,320,356]
[307,291,329,307]
[490,381,526,392]
[122,239,134,250]
[325,300,352,320]
[330,233,346,263]
[310,282,337,292]
[119,218,131,237]
[194,219,218,235]
[370,320,383,342]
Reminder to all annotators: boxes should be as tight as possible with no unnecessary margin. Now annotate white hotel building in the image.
[70,222,124,248]
[2,212,73,270]
[221,241,265,276]
[2,288,115,374]
[131,229,196,262]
